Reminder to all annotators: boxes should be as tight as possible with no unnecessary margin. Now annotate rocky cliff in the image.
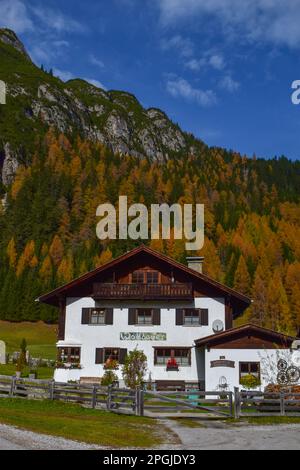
[0,29,203,186]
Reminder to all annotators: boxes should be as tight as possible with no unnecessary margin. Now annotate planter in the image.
[166,366,179,372]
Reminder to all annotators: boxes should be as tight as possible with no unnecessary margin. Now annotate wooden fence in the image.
[234,387,300,418]
[1,375,300,419]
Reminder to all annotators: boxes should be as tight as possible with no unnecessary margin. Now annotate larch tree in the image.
[233,255,251,296]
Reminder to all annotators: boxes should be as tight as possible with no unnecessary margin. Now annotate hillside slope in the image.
[0,28,203,187]
[0,30,300,335]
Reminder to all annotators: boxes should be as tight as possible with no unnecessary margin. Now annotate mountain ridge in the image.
[0,28,206,187]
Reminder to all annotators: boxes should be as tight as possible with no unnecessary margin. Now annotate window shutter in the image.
[105,308,114,325]
[152,309,161,325]
[119,349,128,364]
[200,309,209,326]
[128,308,136,325]
[154,349,158,365]
[176,309,184,325]
[95,348,104,364]
[82,308,90,324]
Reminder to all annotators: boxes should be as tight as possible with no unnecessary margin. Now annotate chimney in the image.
[186,256,204,274]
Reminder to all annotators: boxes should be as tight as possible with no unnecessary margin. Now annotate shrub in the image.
[101,370,118,387]
[122,348,147,389]
[240,374,261,390]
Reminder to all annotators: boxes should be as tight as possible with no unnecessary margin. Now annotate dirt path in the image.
[164,420,300,450]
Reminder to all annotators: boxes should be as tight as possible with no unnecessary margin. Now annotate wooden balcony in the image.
[93,283,194,300]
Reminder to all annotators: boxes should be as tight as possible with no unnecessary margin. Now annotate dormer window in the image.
[132,270,159,284]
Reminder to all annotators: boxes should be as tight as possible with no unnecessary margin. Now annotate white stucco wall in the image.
[54,296,225,384]
[205,348,294,392]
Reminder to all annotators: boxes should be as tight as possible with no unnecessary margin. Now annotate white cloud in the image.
[161,35,194,57]
[31,5,85,33]
[53,68,74,82]
[166,76,217,106]
[209,54,225,70]
[219,75,240,93]
[83,77,106,90]
[89,54,105,69]
[53,70,106,90]
[184,53,225,72]
[157,0,300,48]
[0,0,33,33]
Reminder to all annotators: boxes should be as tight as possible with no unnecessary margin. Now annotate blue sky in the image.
[1,0,300,160]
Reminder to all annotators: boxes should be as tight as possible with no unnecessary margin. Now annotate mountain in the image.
[0,29,300,335]
[0,28,203,187]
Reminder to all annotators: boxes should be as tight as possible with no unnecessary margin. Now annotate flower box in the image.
[166,358,179,371]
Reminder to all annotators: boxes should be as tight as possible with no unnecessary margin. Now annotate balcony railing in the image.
[93,283,194,300]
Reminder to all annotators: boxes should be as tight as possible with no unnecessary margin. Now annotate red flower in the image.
[167,358,178,368]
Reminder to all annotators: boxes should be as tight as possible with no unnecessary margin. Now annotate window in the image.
[132,271,145,284]
[239,362,260,381]
[137,308,153,325]
[154,348,191,366]
[58,347,81,364]
[184,309,201,326]
[90,308,106,325]
[104,348,120,363]
[132,270,159,284]
[146,271,159,284]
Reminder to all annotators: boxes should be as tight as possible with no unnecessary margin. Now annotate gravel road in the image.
[165,420,300,450]
[1,421,300,450]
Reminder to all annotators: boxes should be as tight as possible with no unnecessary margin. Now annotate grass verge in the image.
[0,321,56,359]
[0,398,175,448]
[0,364,54,379]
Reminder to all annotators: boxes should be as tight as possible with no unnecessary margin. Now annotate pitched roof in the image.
[194,323,296,348]
[37,245,251,314]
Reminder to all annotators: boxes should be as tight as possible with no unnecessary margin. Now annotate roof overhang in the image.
[37,245,251,316]
[195,324,296,349]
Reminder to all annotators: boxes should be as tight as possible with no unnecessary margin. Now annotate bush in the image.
[240,374,261,390]
[101,370,118,387]
[122,348,147,389]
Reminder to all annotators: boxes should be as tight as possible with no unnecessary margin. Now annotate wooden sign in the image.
[211,360,235,368]
[120,332,167,341]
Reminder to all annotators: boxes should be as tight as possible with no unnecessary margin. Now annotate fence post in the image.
[92,386,97,409]
[107,385,112,411]
[139,389,144,416]
[49,381,54,400]
[280,392,285,416]
[234,387,241,419]
[228,391,233,418]
[135,388,140,416]
[10,377,16,397]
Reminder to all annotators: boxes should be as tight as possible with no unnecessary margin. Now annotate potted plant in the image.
[240,374,261,390]
[104,358,119,370]
[166,357,179,371]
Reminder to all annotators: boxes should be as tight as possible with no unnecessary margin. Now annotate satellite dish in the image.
[212,319,224,334]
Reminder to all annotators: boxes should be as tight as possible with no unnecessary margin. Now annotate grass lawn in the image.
[0,398,175,448]
[0,321,57,359]
[0,363,54,379]
[241,416,300,426]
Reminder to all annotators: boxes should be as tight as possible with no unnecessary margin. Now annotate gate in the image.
[143,390,234,418]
